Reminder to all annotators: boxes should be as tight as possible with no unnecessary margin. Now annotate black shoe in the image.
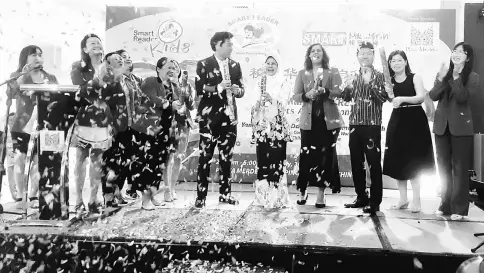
[315,203,326,208]
[105,201,118,208]
[344,198,369,208]
[195,198,206,208]
[296,191,308,205]
[115,197,128,206]
[363,205,379,215]
[219,195,239,205]
[75,203,87,215]
[332,188,341,194]
[126,190,139,199]
[88,202,101,214]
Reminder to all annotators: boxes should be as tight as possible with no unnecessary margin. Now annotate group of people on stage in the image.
[2,30,481,221]
[4,33,197,218]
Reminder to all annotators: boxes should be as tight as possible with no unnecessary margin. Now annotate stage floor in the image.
[2,182,484,256]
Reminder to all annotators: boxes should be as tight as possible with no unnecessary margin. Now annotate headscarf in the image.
[262,51,287,102]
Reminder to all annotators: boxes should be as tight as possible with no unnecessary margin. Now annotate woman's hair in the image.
[443,42,474,86]
[16,45,42,73]
[172,60,182,79]
[388,50,412,78]
[80,33,102,70]
[155,57,171,82]
[304,43,329,71]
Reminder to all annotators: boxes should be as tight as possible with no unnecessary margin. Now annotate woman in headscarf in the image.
[252,52,292,209]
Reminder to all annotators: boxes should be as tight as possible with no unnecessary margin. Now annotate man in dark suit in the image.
[194,31,245,208]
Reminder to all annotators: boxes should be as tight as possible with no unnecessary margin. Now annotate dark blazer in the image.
[292,68,344,130]
[132,76,174,136]
[195,55,245,126]
[103,81,128,134]
[70,60,112,128]
[103,73,143,134]
[429,72,480,136]
[8,71,66,133]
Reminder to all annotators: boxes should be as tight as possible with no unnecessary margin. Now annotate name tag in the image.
[40,130,65,153]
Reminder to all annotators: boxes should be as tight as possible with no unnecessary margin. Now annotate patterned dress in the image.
[251,74,292,209]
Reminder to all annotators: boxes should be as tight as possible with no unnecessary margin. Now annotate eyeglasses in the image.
[452,50,467,55]
[390,59,405,64]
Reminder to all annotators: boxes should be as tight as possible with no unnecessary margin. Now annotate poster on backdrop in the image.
[105,5,455,187]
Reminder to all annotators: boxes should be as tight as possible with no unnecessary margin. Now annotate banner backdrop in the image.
[105,5,455,188]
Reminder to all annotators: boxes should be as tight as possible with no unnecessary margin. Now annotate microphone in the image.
[1,65,43,86]
[181,71,188,87]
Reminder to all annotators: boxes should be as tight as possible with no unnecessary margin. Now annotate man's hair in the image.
[357,41,375,54]
[115,49,128,55]
[244,25,254,32]
[104,51,119,63]
[210,32,234,51]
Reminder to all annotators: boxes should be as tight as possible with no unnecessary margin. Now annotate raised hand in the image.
[437,62,449,81]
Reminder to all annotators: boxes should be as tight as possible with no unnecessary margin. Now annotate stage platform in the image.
[1,183,484,272]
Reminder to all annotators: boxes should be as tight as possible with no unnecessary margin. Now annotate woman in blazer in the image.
[293,43,344,208]
[131,57,181,210]
[429,42,480,220]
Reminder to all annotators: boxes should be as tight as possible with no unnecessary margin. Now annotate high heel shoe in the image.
[450,214,464,221]
[296,192,308,205]
[409,202,421,213]
[315,187,326,208]
[389,201,409,210]
[331,188,341,194]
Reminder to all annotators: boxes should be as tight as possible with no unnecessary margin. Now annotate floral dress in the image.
[251,78,292,209]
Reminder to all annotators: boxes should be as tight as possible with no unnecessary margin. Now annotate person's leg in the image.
[101,145,116,207]
[74,146,90,211]
[217,125,237,202]
[364,126,383,212]
[163,152,175,201]
[296,130,312,203]
[29,152,40,208]
[317,128,340,206]
[434,132,452,215]
[88,148,103,213]
[114,130,133,201]
[450,135,473,217]
[169,127,190,200]
[390,180,409,209]
[12,132,30,204]
[196,124,217,206]
[409,179,421,212]
[331,135,341,193]
[344,126,369,208]
[124,129,138,199]
[7,165,17,201]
